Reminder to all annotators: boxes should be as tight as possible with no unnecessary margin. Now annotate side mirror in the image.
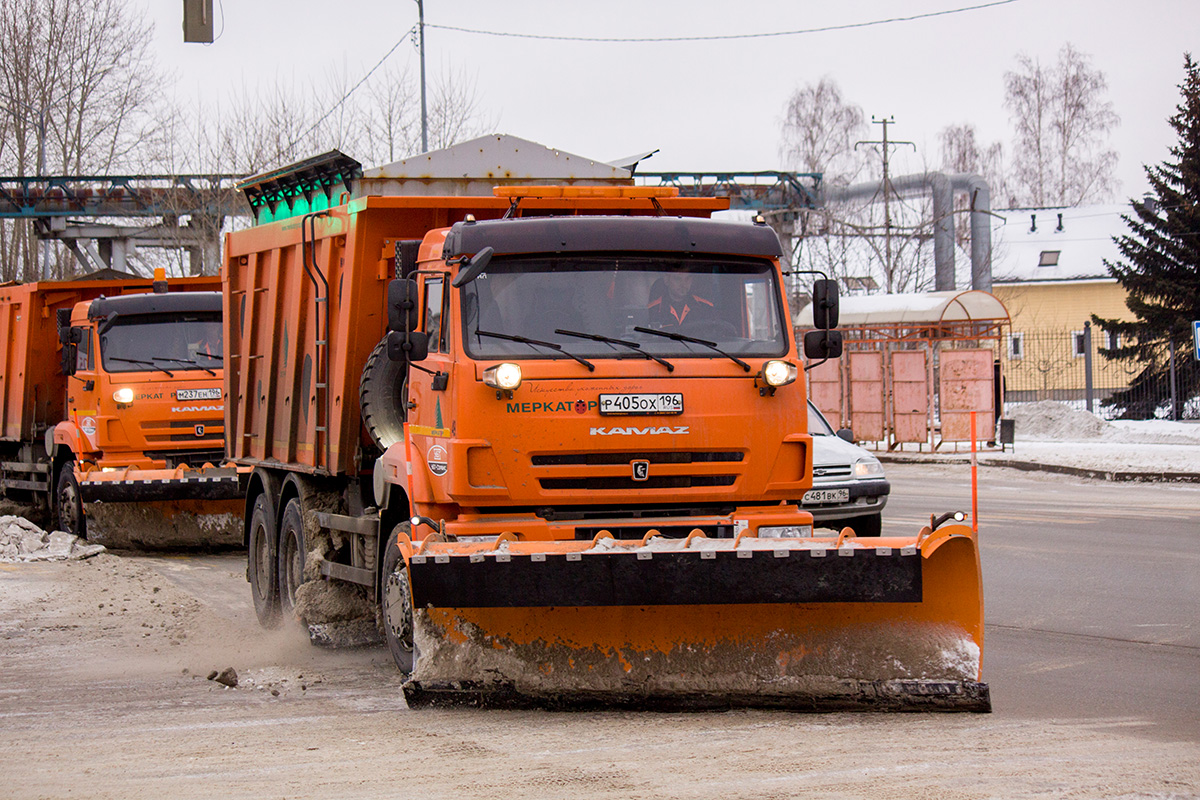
[451,247,494,288]
[387,278,420,332]
[836,428,854,443]
[387,330,429,363]
[803,329,843,360]
[811,278,839,329]
[61,343,77,376]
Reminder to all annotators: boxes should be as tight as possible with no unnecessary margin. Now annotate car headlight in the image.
[758,524,813,539]
[112,387,134,404]
[760,360,797,388]
[483,362,522,391]
[854,457,884,478]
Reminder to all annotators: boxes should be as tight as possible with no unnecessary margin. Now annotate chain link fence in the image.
[1001,326,1200,420]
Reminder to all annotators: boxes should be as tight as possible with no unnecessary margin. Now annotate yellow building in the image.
[989,204,1142,404]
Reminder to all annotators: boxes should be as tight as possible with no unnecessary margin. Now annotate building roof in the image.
[358,134,632,196]
[991,204,1129,284]
[796,289,1009,326]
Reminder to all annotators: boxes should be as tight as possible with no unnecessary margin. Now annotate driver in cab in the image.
[646,269,714,330]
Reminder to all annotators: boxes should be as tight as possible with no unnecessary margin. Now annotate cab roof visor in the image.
[442,216,783,260]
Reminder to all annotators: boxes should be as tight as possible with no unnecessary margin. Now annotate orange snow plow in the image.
[396,521,987,711]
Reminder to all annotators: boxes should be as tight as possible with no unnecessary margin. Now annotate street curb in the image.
[876,453,1200,483]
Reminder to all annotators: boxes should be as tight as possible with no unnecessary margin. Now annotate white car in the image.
[801,402,890,537]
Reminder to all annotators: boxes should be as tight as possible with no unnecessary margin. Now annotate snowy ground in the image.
[886,401,1200,475]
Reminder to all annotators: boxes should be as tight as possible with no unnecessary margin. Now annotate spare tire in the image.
[360,338,408,451]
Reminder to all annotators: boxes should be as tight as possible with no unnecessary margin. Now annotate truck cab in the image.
[53,290,229,536]
[375,213,818,541]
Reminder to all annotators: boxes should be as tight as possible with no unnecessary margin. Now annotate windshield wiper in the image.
[554,329,674,372]
[633,326,751,372]
[153,356,216,377]
[474,330,594,371]
[107,356,173,376]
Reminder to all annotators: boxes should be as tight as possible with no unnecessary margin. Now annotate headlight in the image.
[758,524,813,539]
[483,362,522,391]
[112,388,134,404]
[760,360,797,388]
[854,457,884,478]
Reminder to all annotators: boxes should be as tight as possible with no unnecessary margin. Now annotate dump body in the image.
[228,182,988,711]
[0,275,242,544]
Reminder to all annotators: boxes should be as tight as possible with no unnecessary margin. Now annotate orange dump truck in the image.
[0,272,244,546]
[226,156,988,711]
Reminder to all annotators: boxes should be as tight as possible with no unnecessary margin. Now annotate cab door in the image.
[406,272,455,503]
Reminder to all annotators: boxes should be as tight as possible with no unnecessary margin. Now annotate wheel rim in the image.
[59,482,79,535]
[384,566,414,654]
[252,522,271,602]
[282,532,301,607]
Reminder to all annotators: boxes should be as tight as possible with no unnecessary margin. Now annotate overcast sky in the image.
[146,0,1198,203]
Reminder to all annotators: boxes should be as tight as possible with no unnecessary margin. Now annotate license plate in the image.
[176,387,222,401]
[802,488,850,504]
[598,393,683,416]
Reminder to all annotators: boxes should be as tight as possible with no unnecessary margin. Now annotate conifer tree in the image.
[1093,54,1200,419]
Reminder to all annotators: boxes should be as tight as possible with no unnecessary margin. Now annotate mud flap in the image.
[401,529,988,712]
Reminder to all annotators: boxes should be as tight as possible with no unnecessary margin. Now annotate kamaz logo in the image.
[590,426,689,436]
[171,405,224,413]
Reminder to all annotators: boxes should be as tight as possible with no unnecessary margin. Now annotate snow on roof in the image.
[991,204,1129,284]
[796,290,1009,326]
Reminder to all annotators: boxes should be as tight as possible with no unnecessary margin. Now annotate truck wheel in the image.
[382,524,417,676]
[277,498,306,623]
[55,463,87,539]
[360,338,407,450]
[248,493,281,628]
[847,513,882,538]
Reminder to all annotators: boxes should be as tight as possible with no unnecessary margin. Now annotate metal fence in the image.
[1001,325,1200,420]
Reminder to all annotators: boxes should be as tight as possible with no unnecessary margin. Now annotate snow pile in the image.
[0,515,105,562]
[1009,401,1199,444]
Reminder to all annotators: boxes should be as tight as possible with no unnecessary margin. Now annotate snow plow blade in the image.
[401,525,989,712]
[77,464,247,548]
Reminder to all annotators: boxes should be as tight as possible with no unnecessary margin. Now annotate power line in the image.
[426,0,1019,43]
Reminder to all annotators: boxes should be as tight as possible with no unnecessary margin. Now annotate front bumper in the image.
[800,479,890,522]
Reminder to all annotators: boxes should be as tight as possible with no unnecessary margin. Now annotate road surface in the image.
[1,462,1197,798]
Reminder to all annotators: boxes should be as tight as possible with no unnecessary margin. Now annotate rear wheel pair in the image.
[247,493,306,628]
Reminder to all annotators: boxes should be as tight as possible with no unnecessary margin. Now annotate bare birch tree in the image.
[1004,43,1119,206]
[779,77,866,180]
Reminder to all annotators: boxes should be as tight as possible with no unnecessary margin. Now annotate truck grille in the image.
[140,418,224,447]
[532,451,743,466]
[143,449,226,468]
[539,475,737,491]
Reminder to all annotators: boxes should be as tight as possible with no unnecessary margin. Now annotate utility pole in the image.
[855,116,915,292]
[415,0,428,153]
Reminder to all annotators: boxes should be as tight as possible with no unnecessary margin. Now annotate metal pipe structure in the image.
[824,172,993,292]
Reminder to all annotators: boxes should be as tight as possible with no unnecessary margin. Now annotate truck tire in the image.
[360,338,407,451]
[277,498,305,623]
[248,493,281,628]
[382,524,417,676]
[55,462,87,539]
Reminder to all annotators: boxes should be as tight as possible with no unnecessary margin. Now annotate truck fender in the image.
[375,440,430,509]
[50,421,93,464]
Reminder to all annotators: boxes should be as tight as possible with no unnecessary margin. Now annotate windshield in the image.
[100,313,222,373]
[807,402,836,436]
[460,255,788,360]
